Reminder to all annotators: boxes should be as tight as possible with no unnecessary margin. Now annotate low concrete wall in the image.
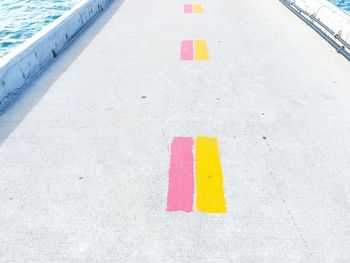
[0,0,113,109]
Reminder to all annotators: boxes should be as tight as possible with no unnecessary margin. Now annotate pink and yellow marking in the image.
[166,136,227,214]
[184,4,203,13]
[180,40,209,61]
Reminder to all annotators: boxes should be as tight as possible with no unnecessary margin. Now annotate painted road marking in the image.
[194,40,209,60]
[166,136,226,214]
[184,4,203,13]
[181,40,194,60]
[193,4,203,13]
[195,136,227,213]
[181,40,209,61]
[166,137,195,212]
[184,4,192,13]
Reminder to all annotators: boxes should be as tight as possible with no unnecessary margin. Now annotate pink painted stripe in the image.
[180,40,193,61]
[184,4,192,13]
[166,137,194,212]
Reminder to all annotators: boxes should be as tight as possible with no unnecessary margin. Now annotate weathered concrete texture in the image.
[0,0,113,109]
[1,0,350,262]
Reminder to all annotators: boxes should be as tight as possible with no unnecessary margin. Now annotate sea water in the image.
[0,0,80,58]
[329,0,350,13]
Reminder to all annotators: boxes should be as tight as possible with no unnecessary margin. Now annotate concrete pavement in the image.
[1,0,350,261]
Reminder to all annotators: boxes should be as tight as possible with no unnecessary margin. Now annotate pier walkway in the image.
[1,0,350,261]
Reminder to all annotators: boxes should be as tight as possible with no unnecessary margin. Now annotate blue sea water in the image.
[329,0,350,13]
[0,0,80,58]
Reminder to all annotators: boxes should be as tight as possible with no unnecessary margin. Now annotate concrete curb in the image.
[0,0,114,109]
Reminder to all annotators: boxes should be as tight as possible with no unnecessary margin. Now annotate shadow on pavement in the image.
[0,0,125,147]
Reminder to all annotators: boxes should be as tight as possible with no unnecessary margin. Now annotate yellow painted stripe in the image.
[193,4,203,13]
[195,136,227,213]
[194,40,209,60]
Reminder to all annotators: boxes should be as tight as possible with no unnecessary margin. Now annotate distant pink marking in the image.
[166,137,194,212]
[184,4,192,13]
[180,40,193,61]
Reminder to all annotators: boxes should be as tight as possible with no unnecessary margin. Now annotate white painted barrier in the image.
[0,0,113,109]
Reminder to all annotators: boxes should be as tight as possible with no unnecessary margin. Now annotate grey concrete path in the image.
[1,0,350,262]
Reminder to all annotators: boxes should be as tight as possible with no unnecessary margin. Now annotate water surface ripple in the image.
[0,0,80,58]
[329,0,350,13]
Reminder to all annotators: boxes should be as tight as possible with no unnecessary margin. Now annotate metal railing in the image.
[280,0,350,60]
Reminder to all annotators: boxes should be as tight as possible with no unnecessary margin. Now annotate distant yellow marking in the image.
[195,136,227,213]
[194,40,209,60]
[193,4,203,13]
